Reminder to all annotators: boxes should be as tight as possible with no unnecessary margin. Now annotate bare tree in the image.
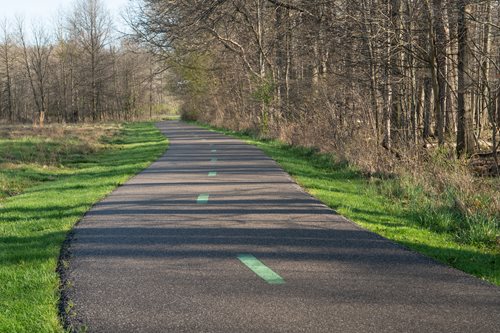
[68,0,112,121]
[17,18,53,127]
[0,2,166,124]
[456,0,475,157]
[0,19,14,122]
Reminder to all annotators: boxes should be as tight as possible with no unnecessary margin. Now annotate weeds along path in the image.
[0,123,167,333]
[65,121,499,333]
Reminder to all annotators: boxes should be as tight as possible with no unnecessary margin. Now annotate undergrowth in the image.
[383,146,499,248]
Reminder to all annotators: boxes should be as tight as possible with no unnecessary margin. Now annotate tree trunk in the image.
[275,3,286,120]
[423,77,432,139]
[456,0,474,157]
[429,0,446,145]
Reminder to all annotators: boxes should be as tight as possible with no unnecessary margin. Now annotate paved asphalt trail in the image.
[67,121,500,333]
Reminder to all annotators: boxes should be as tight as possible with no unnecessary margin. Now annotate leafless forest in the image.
[128,0,500,177]
[0,0,171,126]
[1,0,500,174]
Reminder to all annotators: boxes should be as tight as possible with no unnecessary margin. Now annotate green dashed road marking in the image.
[208,172,217,177]
[197,194,209,204]
[237,254,285,285]
[211,158,217,162]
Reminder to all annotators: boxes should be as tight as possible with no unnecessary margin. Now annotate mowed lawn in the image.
[0,123,167,333]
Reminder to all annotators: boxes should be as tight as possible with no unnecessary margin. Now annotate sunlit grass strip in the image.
[0,123,168,333]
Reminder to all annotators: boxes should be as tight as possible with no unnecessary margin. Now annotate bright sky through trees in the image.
[0,0,129,31]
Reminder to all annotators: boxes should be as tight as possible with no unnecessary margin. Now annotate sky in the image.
[0,0,131,32]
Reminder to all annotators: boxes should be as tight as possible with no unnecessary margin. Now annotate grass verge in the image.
[0,123,167,333]
[198,122,499,286]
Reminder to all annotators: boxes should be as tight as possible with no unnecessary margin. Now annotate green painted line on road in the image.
[208,172,217,177]
[211,158,217,162]
[197,194,209,204]
[211,149,217,153]
[237,254,285,285]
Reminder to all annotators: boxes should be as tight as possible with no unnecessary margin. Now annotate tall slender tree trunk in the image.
[423,77,432,139]
[456,0,474,157]
[429,0,446,145]
[275,3,286,120]
[1,39,13,122]
[362,0,380,141]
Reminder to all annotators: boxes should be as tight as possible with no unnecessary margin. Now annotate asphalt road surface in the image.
[66,121,500,333]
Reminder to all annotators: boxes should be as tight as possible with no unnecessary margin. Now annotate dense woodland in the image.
[1,0,499,172]
[130,0,499,174]
[0,0,169,125]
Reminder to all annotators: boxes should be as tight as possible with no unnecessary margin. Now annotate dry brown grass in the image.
[0,123,119,143]
[0,123,121,167]
[405,148,500,217]
[0,123,123,201]
[269,105,499,220]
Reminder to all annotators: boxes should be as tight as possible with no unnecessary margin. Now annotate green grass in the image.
[198,123,499,286]
[0,123,167,333]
